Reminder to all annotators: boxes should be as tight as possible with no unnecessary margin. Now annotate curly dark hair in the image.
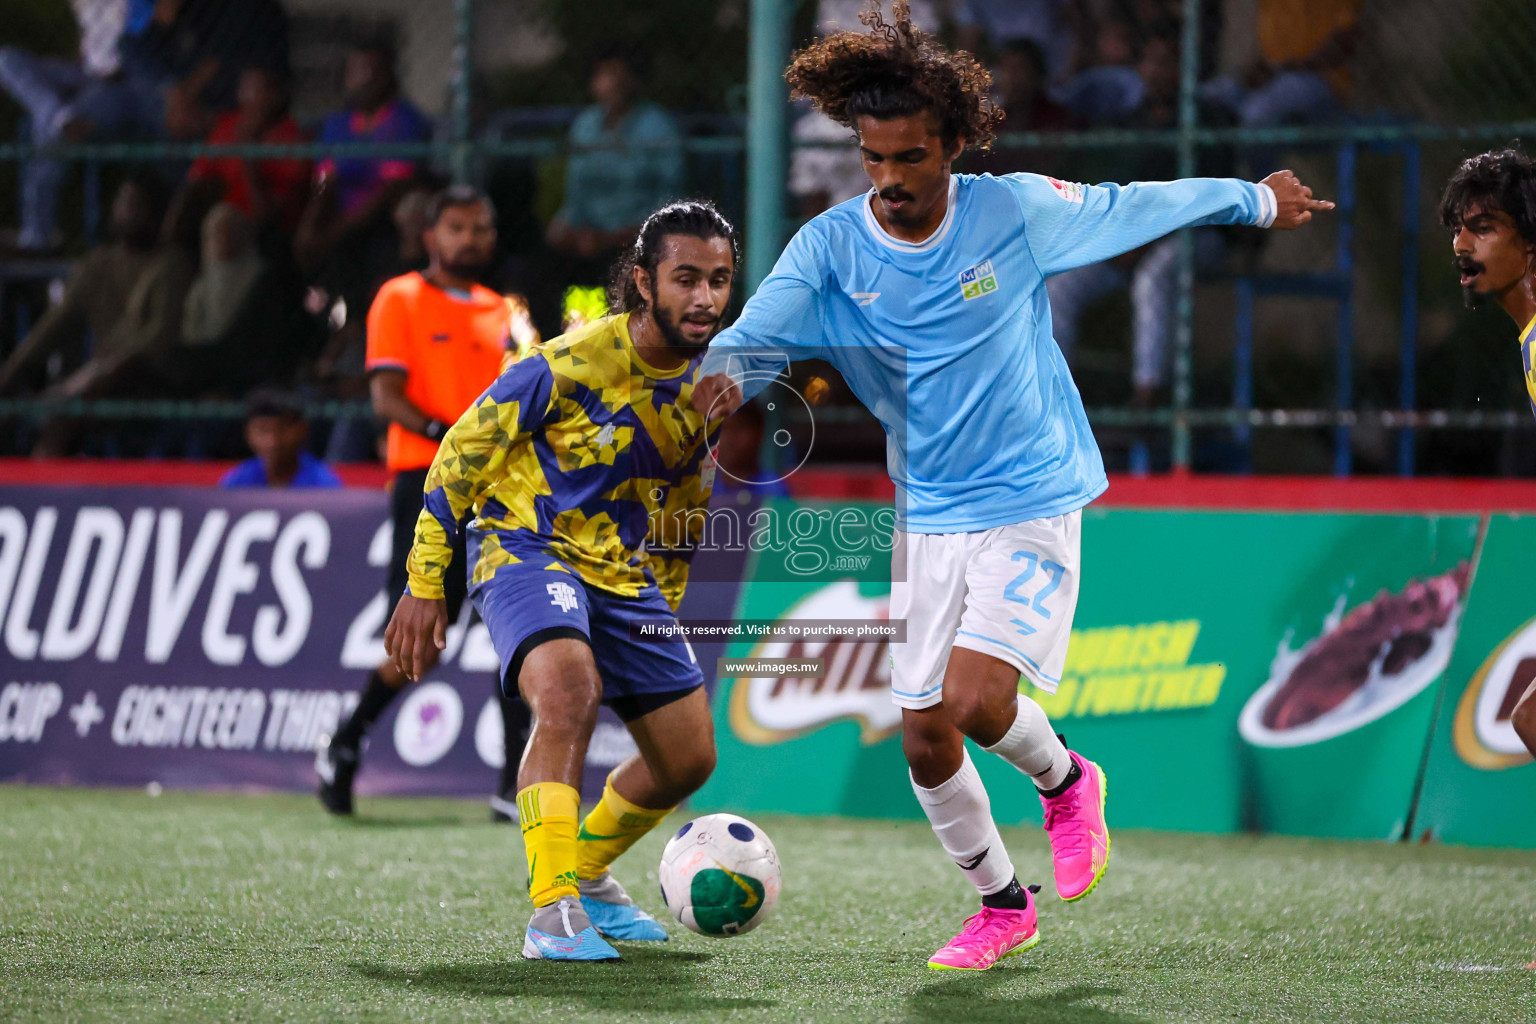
[784,0,1003,151]
[608,200,740,314]
[1438,146,1536,244]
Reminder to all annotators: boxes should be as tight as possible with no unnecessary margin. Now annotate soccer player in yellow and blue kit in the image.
[385,201,737,962]
[1441,148,1536,758]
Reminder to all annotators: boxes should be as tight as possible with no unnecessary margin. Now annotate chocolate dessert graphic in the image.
[1239,563,1471,748]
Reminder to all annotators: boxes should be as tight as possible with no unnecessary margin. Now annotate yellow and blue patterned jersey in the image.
[1522,314,1536,423]
[406,312,719,610]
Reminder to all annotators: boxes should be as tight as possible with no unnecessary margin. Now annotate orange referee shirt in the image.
[365,271,511,473]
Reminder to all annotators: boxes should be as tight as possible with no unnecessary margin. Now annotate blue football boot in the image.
[579,872,669,942]
[522,896,621,961]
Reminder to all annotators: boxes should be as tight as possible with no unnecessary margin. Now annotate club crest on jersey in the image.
[959,259,998,301]
[1047,177,1085,203]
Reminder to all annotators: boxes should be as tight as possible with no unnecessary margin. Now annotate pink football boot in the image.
[1039,751,1110,901]
[927,898,1040,971]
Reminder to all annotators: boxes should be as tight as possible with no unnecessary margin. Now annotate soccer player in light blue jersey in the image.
[694,1,1333,970]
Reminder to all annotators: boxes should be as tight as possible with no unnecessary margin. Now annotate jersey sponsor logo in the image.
[547,581,579,613]
[430,332,451,343]
[959,259,998,301]
[392,681,463,766]
[1046,177,1085,203]
[851,292,880,306]
[1453,615,1536,769]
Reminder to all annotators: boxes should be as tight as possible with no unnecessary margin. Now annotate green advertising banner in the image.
[1415,514,1536,848]
[694,505,1482,841]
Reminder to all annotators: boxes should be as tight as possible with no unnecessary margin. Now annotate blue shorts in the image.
[469,555,704,722]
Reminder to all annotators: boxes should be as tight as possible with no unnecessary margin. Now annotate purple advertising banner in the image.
[0,487,738,802]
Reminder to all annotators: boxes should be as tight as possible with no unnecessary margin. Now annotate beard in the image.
[652,301,719,354]
[440,254,488,281]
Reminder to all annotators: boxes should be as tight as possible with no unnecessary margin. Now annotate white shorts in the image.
[889,511,1081,710]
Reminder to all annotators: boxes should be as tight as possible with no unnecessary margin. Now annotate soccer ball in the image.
[658,813,781,937]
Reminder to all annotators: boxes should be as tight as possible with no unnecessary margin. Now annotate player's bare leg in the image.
[612,687,717,810]
[517,639,602,789]
[574,688,717,941]
[945,646,1109,902]
[515,638,619,961]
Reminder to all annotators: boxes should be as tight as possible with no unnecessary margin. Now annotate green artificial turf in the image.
[2,785,1533,1023]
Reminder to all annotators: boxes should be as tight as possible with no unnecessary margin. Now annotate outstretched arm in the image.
[1015,170,1333,278]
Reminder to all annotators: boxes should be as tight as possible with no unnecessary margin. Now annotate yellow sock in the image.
[576,774,673,880]
[518,782,581,907]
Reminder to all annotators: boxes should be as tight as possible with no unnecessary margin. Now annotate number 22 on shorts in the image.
[1004,549,1064,638]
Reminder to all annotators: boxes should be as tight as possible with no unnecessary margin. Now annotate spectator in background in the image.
[8,177,195,456]
[1050,15,1146,123]
[545,46,683,275]
[953,0,1079,82]
[1203,0,1359,172]
[185,66,309,232]
[969,38,1076,178]
[995,39,1074,132]
[294,40,431,344]
[309,40,430,232]
[120,0,291,140]
[1046,31,1238,406]
[0,0,159,253]
[220,389,342,489]
[179,202,309,395]
[0,176,182,397]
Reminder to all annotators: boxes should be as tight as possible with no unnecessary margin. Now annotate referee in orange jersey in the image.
[317,185,533,819]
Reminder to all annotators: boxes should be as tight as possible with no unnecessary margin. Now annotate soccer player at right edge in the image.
[694,1,1332,971]
[1440,147,1536,758]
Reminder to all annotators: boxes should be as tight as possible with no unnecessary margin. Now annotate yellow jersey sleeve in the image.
[405,355,556,599]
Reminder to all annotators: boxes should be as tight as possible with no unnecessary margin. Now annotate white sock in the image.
[910,749,1015,897]
[983,695,1072,791]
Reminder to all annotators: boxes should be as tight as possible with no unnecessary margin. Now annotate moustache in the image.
[1453,256,1484,276]
[880,189,915,204]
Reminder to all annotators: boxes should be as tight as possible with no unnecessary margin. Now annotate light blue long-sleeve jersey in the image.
[701,172,1277,532]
